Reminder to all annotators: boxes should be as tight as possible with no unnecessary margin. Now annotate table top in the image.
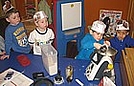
[0,52,122,86]
[121,48,134,86]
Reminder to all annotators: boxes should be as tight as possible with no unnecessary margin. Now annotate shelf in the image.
[24,0,38,19]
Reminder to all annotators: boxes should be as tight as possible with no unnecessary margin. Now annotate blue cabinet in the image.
[53,0,85,57]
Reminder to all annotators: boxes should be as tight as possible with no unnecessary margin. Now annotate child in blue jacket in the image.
[110,19,134,62]
[4,8,31,59]
[76,20,110,61]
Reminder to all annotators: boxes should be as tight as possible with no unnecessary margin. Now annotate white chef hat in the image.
[91,20,106,34]
[116,20,129,31]
[33,11,48,22]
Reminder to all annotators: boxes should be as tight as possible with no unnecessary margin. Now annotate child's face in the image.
[91,30,103,41]
[6,12,20,25]
[116,30,128,40]
[36,18,48,30]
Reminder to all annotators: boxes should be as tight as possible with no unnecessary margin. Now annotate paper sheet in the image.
[0,68,33,86]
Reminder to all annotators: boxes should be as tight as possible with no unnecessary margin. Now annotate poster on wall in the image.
[99,10,122,37]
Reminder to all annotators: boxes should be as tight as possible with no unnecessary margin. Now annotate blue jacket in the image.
[110,35,134,62]
[76,33,104,60]
[5,22,31,55]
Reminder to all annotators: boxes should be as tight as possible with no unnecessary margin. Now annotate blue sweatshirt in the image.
[5,22,31,55]
[110,35,134,62]
[76,33,104,60]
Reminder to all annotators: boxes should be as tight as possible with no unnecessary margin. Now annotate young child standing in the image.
[28,11,55,55]
[4,8,31,59]
[110,19,134,62]
[76,20,110,61]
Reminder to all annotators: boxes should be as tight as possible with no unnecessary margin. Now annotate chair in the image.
[0,16,9,39]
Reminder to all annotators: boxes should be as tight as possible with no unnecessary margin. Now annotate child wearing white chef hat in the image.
[28,11,55,55]
[110,19,134,62]
[76,20,110,60]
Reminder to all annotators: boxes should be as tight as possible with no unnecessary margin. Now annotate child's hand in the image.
[0,55,10,60]
[94,43,102,49]
[104,41,110,46]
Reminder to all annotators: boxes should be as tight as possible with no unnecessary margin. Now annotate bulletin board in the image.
[99,10,122,36]
[61,2,82,31]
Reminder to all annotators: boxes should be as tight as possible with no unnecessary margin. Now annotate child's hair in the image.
[5,8,19,18]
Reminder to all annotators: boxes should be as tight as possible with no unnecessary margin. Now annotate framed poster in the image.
[99,10,122,37]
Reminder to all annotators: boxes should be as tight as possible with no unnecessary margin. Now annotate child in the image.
[28,11,55,55]
[110,19,134,62]
[4,8,31,59]
[76,20,110,60]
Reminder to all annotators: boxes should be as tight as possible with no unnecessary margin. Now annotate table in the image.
[0,52,122,86]
[120,48,134,86]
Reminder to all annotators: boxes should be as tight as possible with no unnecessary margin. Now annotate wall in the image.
[15,0,130,33]
[15,0,25,16]
[84,0,129,33]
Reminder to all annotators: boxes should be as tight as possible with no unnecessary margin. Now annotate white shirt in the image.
[28,28,55,55]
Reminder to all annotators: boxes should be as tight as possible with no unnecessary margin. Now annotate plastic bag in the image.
[98,76,116,86]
